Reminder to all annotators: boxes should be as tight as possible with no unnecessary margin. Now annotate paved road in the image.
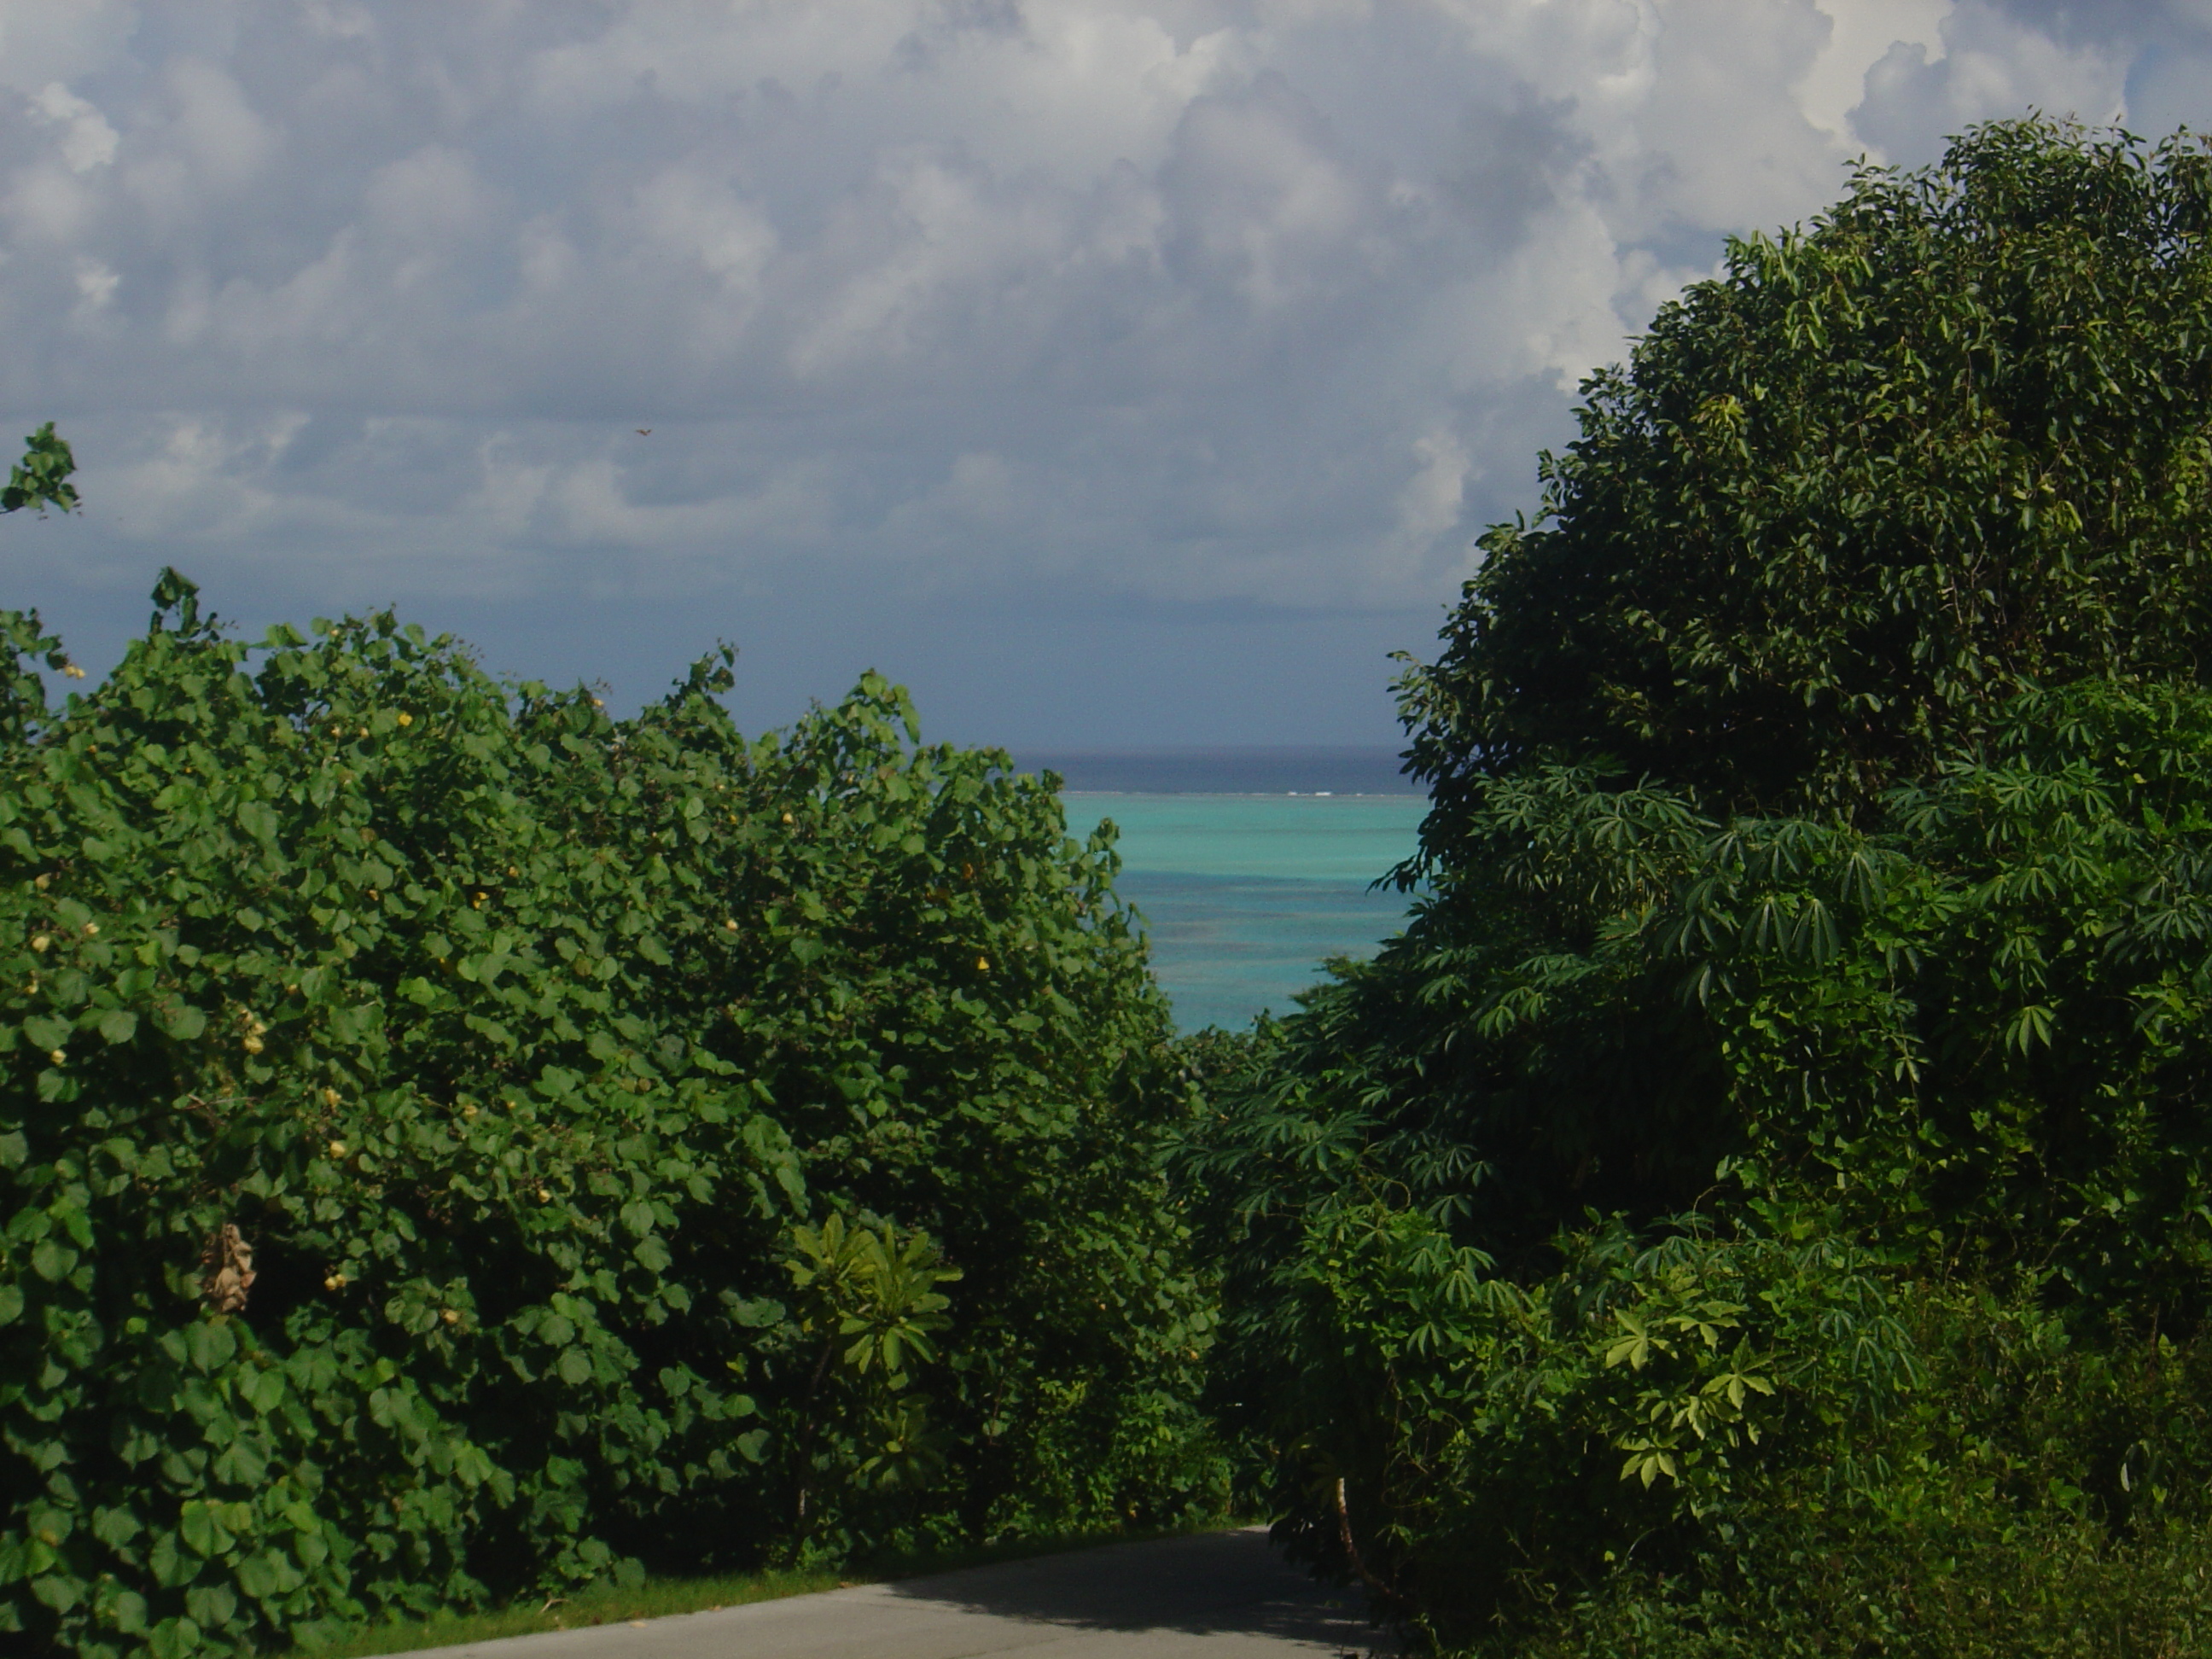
[419,1528,1385,1659]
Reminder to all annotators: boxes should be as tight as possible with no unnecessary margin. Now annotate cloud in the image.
[26,83,118,173]
[1852,0,2127,160]
[0,0,2185,667]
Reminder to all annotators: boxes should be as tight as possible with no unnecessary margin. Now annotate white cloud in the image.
[1853,0,2127,160]
[1798,0,1953,142]
[0,0,2183,637]
[160,59,278,194]
[72,255,118,314]
[27,83,119,172]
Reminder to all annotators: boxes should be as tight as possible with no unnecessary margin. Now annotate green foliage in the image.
[1287,1208,2212,1656]
[1231,681,2212,1301]
[1196,678,2212,1644]
[0,573,1224,1655]
[2,425,78,519]
[0,610,84,750]
[1185,119,2212,1652]
[1399,119,2212,824]
[779,1215,961,1521]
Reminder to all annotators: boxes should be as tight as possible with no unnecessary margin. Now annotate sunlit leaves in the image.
[0,425,78,520]
[0,572,1207,1653]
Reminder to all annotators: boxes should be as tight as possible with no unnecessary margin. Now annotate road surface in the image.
[410,1528,1385,1659]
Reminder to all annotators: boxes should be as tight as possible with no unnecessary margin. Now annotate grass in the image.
[293,1517,1256,1658]
[294,1568,846,1658]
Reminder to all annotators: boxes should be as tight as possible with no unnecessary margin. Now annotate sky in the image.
[0,0,2202,750]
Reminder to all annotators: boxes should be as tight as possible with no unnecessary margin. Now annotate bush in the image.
[0,575,1223,1655]
[1236,680,2212,1300]
[1493,1255,2212,1658]
[1187,679,2212,1644]
[1199,1166,2212,1655]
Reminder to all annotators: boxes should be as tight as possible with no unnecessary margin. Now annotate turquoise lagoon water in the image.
[1061,793,1428,1032]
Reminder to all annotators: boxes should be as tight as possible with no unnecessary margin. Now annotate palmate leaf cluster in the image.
[1196,680,2212,1652]
[1284,680,2212,1301]
[1186,119,2212,1655]
[0,574,1223,1656]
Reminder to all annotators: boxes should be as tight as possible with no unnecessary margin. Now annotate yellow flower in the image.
[323,1273,348,1290]
[47,1049,64,1066]
[975,955,991,973]
[81,923,97,936]
[724,918,739,932]
[781,812,795,825]
[61,664,84,679]
[396,711,414,727]
[440,1308,460,1325]
[30,935,49,953]
[327,1140,347,1158]
[323,1087,341,1108]
[242,1035,265,1055]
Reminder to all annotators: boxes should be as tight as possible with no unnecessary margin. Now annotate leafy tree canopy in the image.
[1399,119,2212,829]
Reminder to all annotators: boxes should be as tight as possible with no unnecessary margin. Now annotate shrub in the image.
[0,575,1221,1655]
[1189,678,2212,1644]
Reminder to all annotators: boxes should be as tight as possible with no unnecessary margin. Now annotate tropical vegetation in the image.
[1190,119,2212,1656]
[0,574,1222,1655]
[15,114,2212,1659]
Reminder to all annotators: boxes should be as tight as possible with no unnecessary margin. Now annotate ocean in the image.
[1018,748,1427,1033]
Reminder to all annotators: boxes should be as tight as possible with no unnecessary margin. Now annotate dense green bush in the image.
[1222,682,2212,1301]
[1206,1173,2212,1655]
[0,574,1222,1656]
[1194,684,2212,1650]
[1186,119,2212,1655]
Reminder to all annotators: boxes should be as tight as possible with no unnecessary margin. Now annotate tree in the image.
[1185,122,2212,1651]
[0,424,85,742]
[1398,120,2212,829]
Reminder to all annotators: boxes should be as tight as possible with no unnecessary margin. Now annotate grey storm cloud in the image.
[0,0,2175,698]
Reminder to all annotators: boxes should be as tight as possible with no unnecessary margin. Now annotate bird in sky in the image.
[636,428,652,435]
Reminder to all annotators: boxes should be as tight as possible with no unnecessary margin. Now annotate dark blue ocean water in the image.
[1026,749,1426,1033]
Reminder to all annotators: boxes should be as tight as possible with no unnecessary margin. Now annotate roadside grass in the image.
[294,1567,846,1658]
[294,1517,1259,1657]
